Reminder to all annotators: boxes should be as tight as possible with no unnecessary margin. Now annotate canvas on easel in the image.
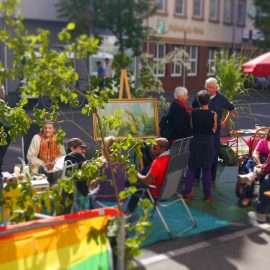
[92,69,159,140]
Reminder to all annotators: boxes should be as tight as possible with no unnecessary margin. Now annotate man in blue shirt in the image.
[205,77,235,183]
[96,61,105,78]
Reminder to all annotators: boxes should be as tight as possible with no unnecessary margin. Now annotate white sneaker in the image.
[248,211,267,225]
[238,173,256,186]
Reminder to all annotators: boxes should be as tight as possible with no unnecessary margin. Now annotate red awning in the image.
[242,52,270,77]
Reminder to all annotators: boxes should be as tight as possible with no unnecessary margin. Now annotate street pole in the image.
[231,0,236,51]
[183,31,187,87]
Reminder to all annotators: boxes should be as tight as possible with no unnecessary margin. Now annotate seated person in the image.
[27,121,65,172]
[65,138,87,167]
[137,138,170,197]
[238,129,270,185]
[64,138,89,211]
[125,138,170,213]
[239,154,270,222]
[94,136,127,200]
[238,153,270,185]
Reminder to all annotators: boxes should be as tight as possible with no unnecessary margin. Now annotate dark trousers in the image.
[256,175,270,215]
[123,183,148,213]
[185,168,212,198]
[211,132,220,182]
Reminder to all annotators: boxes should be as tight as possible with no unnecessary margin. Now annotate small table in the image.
[229,129,257,157]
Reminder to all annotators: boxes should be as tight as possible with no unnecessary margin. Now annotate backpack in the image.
[218,144,237,166]
[159,114,172,139]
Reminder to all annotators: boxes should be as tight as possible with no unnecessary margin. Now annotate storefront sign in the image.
[169,25,204,35]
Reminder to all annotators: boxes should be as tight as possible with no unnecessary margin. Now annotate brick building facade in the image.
[147,0,250,93]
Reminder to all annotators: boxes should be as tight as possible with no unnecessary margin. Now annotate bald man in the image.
[125,138,170,214]
[137,138,170,198]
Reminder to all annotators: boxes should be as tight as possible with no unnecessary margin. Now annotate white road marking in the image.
[138,224,270,267]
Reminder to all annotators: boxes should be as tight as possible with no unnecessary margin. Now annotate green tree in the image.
[0,1,152,267]
[56,0,94,35]
[214,51,247,100]
[57,0,156,55]
[254,0,270,49]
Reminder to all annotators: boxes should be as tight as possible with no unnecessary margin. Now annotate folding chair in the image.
[146,137,197,239]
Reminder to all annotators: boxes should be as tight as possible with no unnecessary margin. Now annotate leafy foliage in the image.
[56,0,156,55]
[254,0,270,49]
[56,0,94,36]
[0,1,154,267]
[214,51,247,100]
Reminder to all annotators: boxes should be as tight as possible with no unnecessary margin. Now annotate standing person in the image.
[104,58,113,78]
[96,61,105,79]
[205,77,235,183]
[0,85,10,176]
[184,90,217,201]
[27,121,65,172]
[166,86,192,141]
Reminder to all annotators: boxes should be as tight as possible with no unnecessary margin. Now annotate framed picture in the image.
[93,98,160,140]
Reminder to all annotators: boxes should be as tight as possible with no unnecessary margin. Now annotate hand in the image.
[230,110,237,118]
[255,166,262,175]
[45,161,55,171]
[221,121,227,129]
[89,179,99,190]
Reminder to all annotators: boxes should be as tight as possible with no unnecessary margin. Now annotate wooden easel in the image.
[118,69,132,99]
[118,69,144,169]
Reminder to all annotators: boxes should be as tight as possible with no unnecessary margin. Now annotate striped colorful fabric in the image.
[0,208,120,270]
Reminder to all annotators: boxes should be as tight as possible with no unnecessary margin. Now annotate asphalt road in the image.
[136,222,270,270]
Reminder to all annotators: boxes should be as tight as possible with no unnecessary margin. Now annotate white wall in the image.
[18,0,64,21]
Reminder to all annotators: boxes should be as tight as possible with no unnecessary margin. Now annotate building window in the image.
[154,43,166,77]
[156,0,166,13]
[187,46,198,76]
[171,46,184,77]
[208,48,218,75]
[193,0,204,18]
[224,0,233,24]
[209,0,219,21]
[237,0,247,26]
[175,0,185,16]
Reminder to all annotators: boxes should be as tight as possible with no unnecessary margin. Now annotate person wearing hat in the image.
[64,138,89,211]
[65,138,87,165]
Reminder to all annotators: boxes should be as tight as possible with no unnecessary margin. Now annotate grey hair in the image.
[205,77,218,89]
[174,86,188,99]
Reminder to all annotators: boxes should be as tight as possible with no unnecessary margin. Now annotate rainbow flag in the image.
[0,208,120,270]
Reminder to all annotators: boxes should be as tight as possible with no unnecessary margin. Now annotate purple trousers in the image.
[185,168,212,198]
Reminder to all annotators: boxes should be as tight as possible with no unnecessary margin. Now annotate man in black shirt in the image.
[205,77,235,183]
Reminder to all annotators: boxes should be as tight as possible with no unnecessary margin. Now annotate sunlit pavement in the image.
[136,222,270,270]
